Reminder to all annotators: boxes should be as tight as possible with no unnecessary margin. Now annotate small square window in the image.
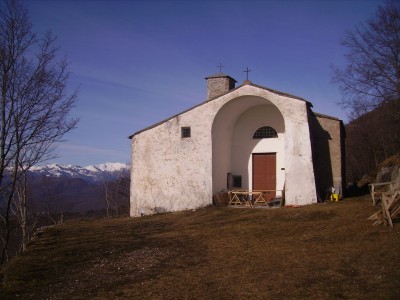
[232,175,242,188]
[181,127,191,138]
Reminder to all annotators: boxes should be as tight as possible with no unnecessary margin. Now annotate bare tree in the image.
[333,0,400,183]
[0,0,78,263]
[103,167,130,217]
[10,172,38,253]
[113,167,130,215]
[39,176,66,225]
[332,0,400,119]
[103,181,111,218]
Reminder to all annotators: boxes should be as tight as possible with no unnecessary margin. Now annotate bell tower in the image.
[205,73,237,100]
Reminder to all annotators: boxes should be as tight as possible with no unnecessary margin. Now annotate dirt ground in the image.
[0,195,399,299]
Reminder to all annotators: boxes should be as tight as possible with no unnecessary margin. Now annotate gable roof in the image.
[129,80,312,139]
[205,80,311,104]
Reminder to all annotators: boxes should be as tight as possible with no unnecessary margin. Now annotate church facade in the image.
[129,73,345,217]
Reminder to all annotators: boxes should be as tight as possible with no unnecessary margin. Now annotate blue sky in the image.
[24,0,383,166]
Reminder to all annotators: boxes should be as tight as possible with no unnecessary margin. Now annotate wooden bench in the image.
[381,190,400,227]
[368,181,394,206]
[368,177,400,227]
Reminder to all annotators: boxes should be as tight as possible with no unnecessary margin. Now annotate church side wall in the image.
[130,110,213,217]
[315,115,344,195]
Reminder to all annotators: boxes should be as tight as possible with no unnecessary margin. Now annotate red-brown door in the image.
[252,153,276,200]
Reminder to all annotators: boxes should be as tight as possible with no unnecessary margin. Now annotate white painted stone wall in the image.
[130,83,317,217]
[130,109,214,217]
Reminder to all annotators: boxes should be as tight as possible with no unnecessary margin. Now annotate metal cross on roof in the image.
[217,63,224,73]
[243,67,251,80]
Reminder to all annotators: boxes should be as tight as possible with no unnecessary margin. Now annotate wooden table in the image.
[229,191,257,207]
[228,190,283,208]
[252,190,277,205]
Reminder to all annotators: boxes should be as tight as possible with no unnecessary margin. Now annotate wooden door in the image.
[252,153,276,200]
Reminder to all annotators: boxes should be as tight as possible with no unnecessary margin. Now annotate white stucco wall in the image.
[130,110,214,217]
[130,83,317,217]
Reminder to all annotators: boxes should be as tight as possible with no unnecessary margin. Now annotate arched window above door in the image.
[253,126,278,139]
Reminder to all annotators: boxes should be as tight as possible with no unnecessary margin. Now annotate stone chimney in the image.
[205,73,237,100]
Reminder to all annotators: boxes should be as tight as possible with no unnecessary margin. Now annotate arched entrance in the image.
[211,96,285,195]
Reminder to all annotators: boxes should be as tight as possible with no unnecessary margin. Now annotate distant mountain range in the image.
[27,163,130,214]
[29,162,130,183]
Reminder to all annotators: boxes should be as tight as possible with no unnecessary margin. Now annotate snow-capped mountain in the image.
[29,162,130,183]
[18,163,131,214]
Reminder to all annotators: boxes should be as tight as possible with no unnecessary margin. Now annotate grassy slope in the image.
[0,195,399,299]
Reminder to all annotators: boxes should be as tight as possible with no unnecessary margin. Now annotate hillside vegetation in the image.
[345,102,400,184]
[0,195,399,299]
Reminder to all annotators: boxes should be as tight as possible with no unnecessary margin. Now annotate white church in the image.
[129,72,345,217]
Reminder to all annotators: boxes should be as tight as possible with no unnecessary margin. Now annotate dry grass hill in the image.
[0,195,399,299]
